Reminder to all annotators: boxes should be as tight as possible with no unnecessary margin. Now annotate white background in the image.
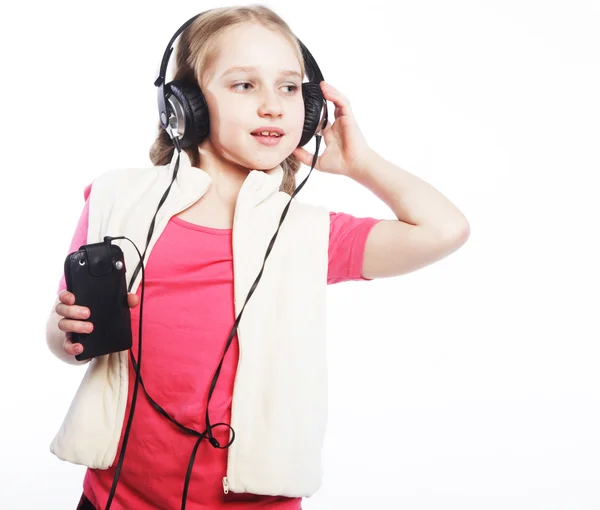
[1,0,598,508]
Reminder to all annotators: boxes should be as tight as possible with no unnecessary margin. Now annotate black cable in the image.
[104,135,322,509]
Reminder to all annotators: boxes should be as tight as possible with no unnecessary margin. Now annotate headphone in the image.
[155,11,328,150]
[104,10,329,510]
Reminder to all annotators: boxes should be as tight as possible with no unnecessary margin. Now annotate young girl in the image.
[47,5,470,510]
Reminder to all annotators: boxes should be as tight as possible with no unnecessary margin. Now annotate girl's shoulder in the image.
[88,164,168,199]
[94,163,166,185]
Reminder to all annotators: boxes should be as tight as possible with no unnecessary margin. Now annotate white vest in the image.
[50,150,331,498]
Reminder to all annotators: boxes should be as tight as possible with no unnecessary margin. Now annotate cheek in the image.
[208,101,240,134]
[293,98,305,122]
[203,91,246,137]
[288,103,306,145]
[282,100,304,138]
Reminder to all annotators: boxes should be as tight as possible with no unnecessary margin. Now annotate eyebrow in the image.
[220,66,302,79]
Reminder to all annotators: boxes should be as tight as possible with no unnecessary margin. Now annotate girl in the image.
[47,5,470,510]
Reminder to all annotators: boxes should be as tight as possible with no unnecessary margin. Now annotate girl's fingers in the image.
[57,290,138,359]
[59,290,75,305]
[56,291,138,315]
[63,332,84,356]
[320,82,352,118]
[55,302,90,320]
[58,317,94,335]
[56,290,89,319]
[318,119,331,134]
[293,146,321,170]
[128,293,140,308]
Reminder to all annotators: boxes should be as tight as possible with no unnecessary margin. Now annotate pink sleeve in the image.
[57,182,93,295]
[327,211,382,285]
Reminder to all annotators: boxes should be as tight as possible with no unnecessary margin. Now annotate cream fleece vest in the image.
[50,150,331,498]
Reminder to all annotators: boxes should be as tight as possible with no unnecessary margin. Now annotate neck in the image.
[195,141,250,204]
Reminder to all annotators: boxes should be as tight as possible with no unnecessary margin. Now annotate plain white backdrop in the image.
[0,0,598,508]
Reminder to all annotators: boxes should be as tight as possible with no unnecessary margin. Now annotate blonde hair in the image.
[149,4,307,195]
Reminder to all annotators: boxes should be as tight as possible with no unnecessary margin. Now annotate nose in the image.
[257,89,283,118]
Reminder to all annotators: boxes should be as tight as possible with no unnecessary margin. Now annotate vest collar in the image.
[168,149,285,207]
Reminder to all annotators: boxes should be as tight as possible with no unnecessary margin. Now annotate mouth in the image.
[251,126,285,136]
[251,132,284,146]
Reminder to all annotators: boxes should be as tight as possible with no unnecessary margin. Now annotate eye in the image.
[232,82,253,91]
[284,85,299,94]
[231,82,300,95]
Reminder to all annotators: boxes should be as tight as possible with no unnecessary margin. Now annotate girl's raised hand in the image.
[55,289,140,357]
[293,81,373,177]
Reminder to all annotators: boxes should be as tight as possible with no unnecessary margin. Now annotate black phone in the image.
[64,237,133,361]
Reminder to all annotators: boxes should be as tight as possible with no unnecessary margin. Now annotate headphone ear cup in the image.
[299,82,325,147]
[165,80,210,148]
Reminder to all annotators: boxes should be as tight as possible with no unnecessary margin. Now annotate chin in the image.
[252,162,282,172]
[250,151,293,171]
[240,135,300,170]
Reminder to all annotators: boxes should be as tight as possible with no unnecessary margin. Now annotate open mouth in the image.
[251,133,284,146]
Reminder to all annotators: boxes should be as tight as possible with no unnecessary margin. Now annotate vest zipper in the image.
[224,327,243,495]
[225,203,243,496]
[222,476,229,494]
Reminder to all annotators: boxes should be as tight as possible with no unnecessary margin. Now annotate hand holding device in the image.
[62,238,135,361]
[55,289,139,358]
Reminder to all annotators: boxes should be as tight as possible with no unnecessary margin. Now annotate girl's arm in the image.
[349,148,470,279]
[48,183,93,365]
[294,82,470,280]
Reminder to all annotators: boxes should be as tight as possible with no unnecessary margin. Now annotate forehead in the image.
[211,23,302,75]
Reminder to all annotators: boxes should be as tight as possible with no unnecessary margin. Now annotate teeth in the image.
[258,131,280,137]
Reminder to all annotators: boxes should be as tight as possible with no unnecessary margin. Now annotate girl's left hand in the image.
[292,81,372,177]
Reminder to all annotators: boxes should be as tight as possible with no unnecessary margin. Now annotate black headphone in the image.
[104,11,329,510]
[155,11,328,149]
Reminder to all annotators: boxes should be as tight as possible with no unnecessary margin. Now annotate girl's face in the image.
[200,23,305,171]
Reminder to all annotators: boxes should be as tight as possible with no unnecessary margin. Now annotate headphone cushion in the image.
[166,80,210,148]
[299,82,325,147]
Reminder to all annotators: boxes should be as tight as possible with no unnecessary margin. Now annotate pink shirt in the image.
[57,182,381,509]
